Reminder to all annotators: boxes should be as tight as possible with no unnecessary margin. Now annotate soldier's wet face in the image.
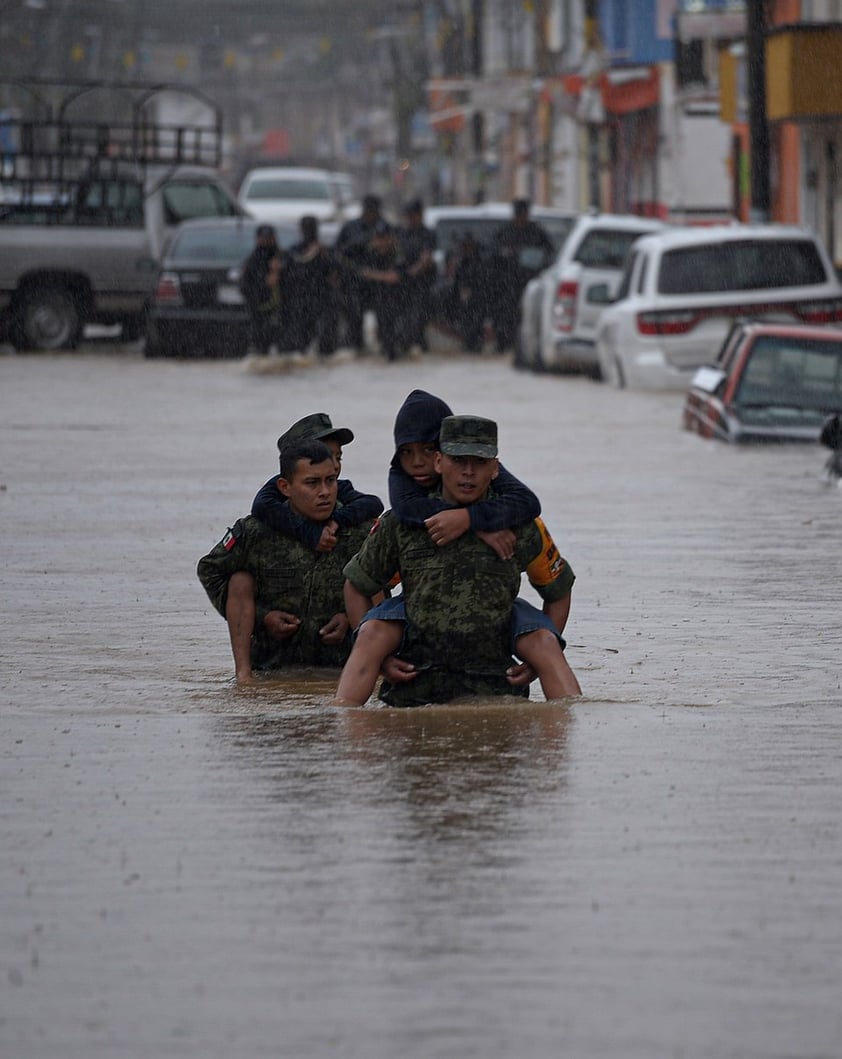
[277,457,338,522]
[435,453,499,505]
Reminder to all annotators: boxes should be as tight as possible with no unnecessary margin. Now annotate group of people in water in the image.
[238,197,556,360]
[238,196,437,361]
[197,390,581,707]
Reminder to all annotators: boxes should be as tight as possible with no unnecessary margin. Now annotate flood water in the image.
[2,345,841,1059]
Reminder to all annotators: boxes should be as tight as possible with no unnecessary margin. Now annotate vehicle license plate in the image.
[217,284,244,305]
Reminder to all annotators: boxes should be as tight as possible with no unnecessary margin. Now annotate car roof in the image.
[733,320,842,341]
[631,222,825,253]
[569,212,669,232]
[424,202,577,222]
[166,217,267,232]
[240,166,337,182]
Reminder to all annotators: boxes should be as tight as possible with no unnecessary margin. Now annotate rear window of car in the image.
[658,239,829,295]
[244,178,331,201]
[170,225,296,261]
[171,227,258,261]
[535,215,576,251]
[735,335,842,411]
[574,229,650,269]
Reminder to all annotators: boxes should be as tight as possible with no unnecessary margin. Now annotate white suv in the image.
[595,224,842,389]
[516,213,667,374]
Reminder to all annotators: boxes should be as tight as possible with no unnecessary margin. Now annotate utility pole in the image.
[582,0,602,210]
[746,0,770,221]
[470,0,485,203]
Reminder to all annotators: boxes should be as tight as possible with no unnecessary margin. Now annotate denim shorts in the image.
[358,594,565,653]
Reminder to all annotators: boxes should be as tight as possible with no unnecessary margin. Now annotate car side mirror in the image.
[690,366,727,395]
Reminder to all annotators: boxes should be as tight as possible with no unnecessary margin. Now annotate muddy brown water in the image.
[2,346,840,1058]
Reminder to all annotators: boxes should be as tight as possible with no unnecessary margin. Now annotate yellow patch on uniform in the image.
[526,516,565,586]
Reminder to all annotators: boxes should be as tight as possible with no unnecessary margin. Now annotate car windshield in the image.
[734,335,842,424]
[574,229,650,269]
[658,239,829,294]
[162,182,240,223]
[245,178,331,201]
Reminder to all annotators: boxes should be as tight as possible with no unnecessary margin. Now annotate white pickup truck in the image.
[515,212,667,375]
[0,82,243,350]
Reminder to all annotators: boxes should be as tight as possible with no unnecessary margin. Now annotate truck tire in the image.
[16,287,82,351]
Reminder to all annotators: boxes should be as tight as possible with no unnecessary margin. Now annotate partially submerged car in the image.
[682,320,842,442]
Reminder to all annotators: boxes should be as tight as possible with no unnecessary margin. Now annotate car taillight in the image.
[552,280,578,334]
[796,298,842,324]
[637,310,699,335]
[154,272,182,305]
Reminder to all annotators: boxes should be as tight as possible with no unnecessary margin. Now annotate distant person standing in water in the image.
[239,224,286,355]
[489,199,554,352]
[335,194,384,352]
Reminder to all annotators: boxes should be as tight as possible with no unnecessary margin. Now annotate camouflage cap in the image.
[438,415,498,458]
[277,412,354,452]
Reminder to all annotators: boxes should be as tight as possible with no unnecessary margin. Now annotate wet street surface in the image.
[2,343,841,1058]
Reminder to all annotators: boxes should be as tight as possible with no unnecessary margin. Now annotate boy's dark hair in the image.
[279,440,334,481]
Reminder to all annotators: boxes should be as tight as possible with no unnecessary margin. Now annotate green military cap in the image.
[277,412,354,453]
[438,415,498,458]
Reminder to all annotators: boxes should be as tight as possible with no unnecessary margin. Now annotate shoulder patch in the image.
[526,516,565,586]
[222,527,239,551]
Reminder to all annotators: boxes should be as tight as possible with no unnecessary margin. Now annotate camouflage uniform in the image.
[342,499,575,707]
[198,514,373,670]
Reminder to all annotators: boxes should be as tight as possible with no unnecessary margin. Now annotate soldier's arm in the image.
[468,463,541,532]
[197,520,249,617]
[525,518,576,618]
[343,580,375,629]
[389,465,445,526]
[342,513,399,618]
[332,478,384,528]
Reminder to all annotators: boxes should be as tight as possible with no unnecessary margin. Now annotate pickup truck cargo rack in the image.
[0,78,223,222]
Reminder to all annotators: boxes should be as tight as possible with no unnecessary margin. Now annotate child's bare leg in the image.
[516,628,581,699]
[331,619,403,706]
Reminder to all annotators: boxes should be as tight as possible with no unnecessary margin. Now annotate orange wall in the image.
[773,123,801,223]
